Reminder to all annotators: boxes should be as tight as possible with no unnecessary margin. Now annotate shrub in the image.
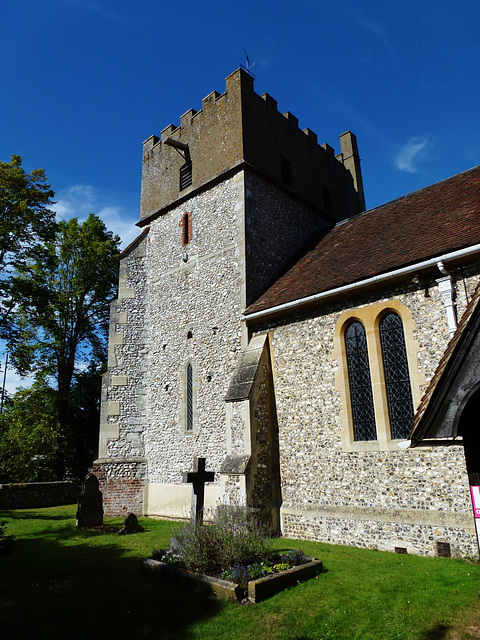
[152,548,181,565]
[167,505,271,576]
[152,507,313,585]
[222,560,275,588]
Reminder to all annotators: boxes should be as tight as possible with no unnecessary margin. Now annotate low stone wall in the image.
[0,482,80,509]
[281,507,479,559]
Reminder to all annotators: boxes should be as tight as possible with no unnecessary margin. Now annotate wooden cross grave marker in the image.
[183,457,215,524]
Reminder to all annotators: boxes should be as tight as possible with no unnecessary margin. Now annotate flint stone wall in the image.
[257,269,480,556]
[138,171,322,497]
[103,235,148,462]
[98,168,324,516]
[0,482,80,509]
[140,173,245,489]
[244,172,328,306]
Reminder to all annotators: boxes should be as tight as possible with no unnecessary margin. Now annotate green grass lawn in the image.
[1,505,480,640]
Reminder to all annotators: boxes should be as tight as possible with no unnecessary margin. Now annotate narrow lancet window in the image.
[345,321,377,441]
[186,362,194,432]
[379,313,414,439]
[180,212,192,246]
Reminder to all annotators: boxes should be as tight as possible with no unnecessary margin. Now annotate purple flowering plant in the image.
[152,505,311,585]
[153,505,271,576]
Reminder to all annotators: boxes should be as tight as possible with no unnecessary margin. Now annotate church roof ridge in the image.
[334,164,480,229]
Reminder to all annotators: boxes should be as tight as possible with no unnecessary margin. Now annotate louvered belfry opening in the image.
[180,162,192,191]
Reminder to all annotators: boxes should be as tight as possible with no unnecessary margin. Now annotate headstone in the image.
[118,512,144,535]
[76,473,103,528]
[183,457,215,524]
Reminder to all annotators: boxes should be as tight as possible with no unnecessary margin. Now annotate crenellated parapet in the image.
[140,68,365,223]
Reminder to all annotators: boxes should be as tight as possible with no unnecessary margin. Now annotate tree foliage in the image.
[0,379,59,482]
[8,213,120,479]
[0,366,103,483]
[0,155,55,334]
[11,214,120,377]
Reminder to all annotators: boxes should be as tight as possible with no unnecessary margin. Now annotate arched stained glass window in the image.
[379,313,414,439]
[345,321,377,441]
[186,362,194,432]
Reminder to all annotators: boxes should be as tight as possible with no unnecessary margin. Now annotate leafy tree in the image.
[9,214,120,479]
[63,362,105,481]
[0,365,105,483]
[0,379,59,482]
[0,155,55,334]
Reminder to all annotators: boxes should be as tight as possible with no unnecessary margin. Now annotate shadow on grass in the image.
[1,519,223,640]
[1,509,74,521]
[420,623,450,640]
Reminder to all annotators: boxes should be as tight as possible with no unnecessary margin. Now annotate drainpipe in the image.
[436,261,457,335]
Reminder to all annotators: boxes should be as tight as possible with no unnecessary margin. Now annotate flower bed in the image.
[144,556,323,603]
[147,506,323,602]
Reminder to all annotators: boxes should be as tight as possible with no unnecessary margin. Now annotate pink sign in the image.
[470,486,480,518]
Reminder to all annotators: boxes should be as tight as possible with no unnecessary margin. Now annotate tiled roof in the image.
[246,166,480,315]
[410,280,480,440]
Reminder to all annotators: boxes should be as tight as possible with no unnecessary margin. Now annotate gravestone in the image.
[183,457,215,524]
[76,473,103,528]
[118,512,144,535]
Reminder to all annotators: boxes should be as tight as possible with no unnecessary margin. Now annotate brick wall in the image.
[93,463,147,516]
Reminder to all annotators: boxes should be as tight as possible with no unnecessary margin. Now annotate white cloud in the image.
[54,185,96,219]
[354,13,391,49]
[394,137,431,174]
[52,185,139,248]
[96,205,140,249]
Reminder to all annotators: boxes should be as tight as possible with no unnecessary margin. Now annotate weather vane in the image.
[242,49,256,76]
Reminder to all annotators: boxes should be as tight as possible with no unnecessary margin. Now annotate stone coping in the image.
[282,503,474,528]
[143,558,323,603]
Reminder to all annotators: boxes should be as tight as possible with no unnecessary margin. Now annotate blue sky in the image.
[1,0,479,389]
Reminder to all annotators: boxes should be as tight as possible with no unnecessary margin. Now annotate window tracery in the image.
[335,300,423,451]
[344,321,377,441]
[379,312,414,440]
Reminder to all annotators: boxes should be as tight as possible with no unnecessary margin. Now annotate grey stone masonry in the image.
[142,173,245,487]
[244,173,328,306]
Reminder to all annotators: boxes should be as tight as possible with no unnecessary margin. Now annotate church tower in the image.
[94,69,365,519]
